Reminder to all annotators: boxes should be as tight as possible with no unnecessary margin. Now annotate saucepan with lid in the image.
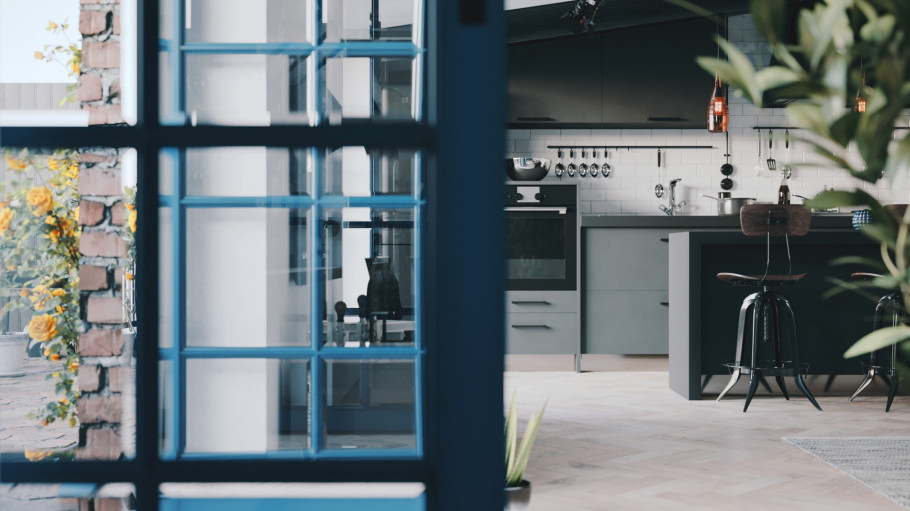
[701,193,756,216]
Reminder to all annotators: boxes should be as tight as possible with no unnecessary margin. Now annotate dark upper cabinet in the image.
[601,18,716,128]
[508,36,603,125]
[507,18,716,128]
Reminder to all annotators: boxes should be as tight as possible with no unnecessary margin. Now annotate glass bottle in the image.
[778,174,790,205]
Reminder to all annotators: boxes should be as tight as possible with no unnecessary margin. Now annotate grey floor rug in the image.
[785,437,910,509]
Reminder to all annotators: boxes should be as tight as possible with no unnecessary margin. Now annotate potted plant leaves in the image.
[504,392,546,510]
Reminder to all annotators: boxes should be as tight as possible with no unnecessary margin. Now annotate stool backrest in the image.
[740,204,811,237]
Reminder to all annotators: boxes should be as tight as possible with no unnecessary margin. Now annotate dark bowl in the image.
[506,158,551,181]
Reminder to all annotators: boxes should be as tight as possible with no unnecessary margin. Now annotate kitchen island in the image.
[668,229,880,400]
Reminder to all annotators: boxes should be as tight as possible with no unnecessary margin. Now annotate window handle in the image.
[511,300,550,305]
[511,324,550,329]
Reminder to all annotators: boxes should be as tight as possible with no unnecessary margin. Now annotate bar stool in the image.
[848,272,901,412]
[715,204,822,412]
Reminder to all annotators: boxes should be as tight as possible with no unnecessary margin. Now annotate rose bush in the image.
[2,148,82,427]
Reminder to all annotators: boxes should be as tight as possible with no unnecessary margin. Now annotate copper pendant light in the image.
[708,77,729,132]
[855,71,867,113]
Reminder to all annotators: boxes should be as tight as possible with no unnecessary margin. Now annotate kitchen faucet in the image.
[659,178,687,216]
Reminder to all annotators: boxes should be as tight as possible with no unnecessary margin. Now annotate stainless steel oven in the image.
[505,184,577,291]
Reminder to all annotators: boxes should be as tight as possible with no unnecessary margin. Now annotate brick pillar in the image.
[77,0,130,462]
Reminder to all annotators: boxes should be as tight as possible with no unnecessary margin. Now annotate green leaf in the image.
[750,0,787,45]
[828,111,860,147]
[696,56,759,104]
[844,326,910,358]
[786,104,832,140]
[505,392,518,478]
[506,400,547,487]
[717,37,762,103]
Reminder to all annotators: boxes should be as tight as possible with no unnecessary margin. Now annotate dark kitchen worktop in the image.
[581,213,855,229]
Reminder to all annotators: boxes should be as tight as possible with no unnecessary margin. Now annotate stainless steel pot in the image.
[701,194,756,216]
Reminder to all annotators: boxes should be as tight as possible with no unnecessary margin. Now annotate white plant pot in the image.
[0,333,29,377]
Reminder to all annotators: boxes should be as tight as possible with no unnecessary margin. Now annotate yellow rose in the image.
[25,449,51,461]
[47,21,57,30]
[34,51,44,60]
[52,289,66,297]
[5,155,26,171]
[49,353,61,361]
[0,207,13,233]
[65,164,78,179]
[47,158,59,170]
[26,186,54,216]
[128,210,137,233]
[28,314,57,342]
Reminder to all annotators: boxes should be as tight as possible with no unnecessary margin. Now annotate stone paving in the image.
[1,358,81,510]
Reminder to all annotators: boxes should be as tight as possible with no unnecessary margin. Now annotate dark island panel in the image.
[669,230,881,400]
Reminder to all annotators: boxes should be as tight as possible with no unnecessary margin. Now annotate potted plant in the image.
[504,393,546,510]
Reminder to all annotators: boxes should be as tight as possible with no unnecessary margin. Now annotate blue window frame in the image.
[0,1,506,509]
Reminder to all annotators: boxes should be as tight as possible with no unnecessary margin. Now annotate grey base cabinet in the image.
[585,290,669,354]
[583,228,672,354]
[505,291,578,355]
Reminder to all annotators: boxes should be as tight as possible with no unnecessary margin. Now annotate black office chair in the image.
[715,204,821,412]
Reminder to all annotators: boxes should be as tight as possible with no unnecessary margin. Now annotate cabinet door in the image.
[601,18,715,128]
[507,37,603,124]
[584,290,668,354]
[585,228,671,291]
[506,312,577,354]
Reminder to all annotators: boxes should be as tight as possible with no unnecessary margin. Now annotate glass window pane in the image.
[184,359,310,454]
[324,0,417,42]
[183,0,311,44]
[324,147,418,197]
[185,147,310,197]
[185,208,311,347]
[185,54,309,126]
[159,483,425,510]
[323,359,416,451]
[322,208,415,348]
[324,57,418,124]
[159,207,174,350]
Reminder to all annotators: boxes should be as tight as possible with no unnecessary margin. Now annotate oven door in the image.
[505,207,577,291]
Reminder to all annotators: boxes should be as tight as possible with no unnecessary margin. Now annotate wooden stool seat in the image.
[716,272,807,287]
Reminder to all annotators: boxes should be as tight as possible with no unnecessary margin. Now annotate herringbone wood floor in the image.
[505,371,910,510]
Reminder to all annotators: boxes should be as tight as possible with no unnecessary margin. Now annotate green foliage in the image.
[696,0,910,360]
[504,392,547,488]
[34,19,81,105]
[2,149,82,428]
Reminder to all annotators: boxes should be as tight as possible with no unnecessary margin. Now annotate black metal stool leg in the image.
[770,299,790,400]
[887,371,899,413]
[823,374,836,393]
[744,370,760,412]
[776,294,822,411]
[742,293,764,412]
[848,368,875,402]
[718,294,758,402]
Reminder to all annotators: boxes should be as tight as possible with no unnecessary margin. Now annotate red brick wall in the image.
[77,0,130,463]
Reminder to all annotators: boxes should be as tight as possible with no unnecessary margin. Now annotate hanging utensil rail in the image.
[547,145,715,150]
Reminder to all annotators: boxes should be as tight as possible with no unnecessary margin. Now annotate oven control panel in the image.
[505,184,576,207]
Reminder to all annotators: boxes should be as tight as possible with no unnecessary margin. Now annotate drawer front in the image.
[585,228,672,291]
[506,291,577,313]
[506,312,577,354]
[584,290,668,354]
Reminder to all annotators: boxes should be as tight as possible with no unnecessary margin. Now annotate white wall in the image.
[505,14,910,215]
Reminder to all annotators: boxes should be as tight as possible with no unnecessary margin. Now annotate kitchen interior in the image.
[504,3,910,506]
[503,1,910,390]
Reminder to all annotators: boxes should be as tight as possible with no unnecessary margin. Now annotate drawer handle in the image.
[511,324,550,329]
[660,302,669,307]
[511,300,550,305]
[660,238,669,243]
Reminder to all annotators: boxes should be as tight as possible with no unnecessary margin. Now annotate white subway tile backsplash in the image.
[503,13,910,216]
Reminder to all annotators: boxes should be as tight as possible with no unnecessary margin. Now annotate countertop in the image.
[581,213,855,229]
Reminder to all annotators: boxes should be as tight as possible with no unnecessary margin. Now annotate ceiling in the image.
[507,0,754,44]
